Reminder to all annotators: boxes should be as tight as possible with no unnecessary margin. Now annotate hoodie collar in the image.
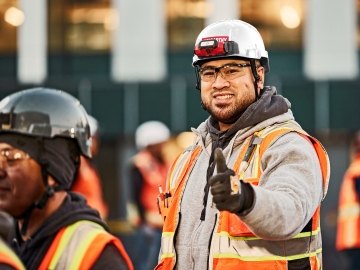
[204,86,291,144]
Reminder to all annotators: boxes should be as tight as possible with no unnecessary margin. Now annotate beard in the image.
[201,93,255,124]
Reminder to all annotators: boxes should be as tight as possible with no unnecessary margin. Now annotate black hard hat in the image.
[0,87,91,158]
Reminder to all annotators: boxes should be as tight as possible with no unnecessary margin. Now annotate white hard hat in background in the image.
[135,121,170,149]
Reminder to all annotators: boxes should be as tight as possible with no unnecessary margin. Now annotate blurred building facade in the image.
[0,1,359,269]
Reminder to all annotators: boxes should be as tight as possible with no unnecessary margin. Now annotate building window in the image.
[241,0,304,49]
[48,0,114,54]
[166,0,304,51]
[166,0,206,51]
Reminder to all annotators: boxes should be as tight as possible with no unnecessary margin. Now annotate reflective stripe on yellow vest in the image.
[0,240,25,270]
[336,155,360,250]
[39,220,134,270]
[156,123,330,270]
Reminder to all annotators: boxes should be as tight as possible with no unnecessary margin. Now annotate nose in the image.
[212,70,230,89]
[0,156,7,168]
[0,160,7,178]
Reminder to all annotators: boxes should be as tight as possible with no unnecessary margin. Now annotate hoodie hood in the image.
[11,192,107,269]
[31,192,108,240]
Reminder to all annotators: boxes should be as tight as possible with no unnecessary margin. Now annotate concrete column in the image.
[205,0,239,26]
[304,0,358,80]
[305,0,357,132]
[18,0,47,84]
[111,0,166,82]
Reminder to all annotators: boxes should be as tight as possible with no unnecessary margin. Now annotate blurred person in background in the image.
[336,130,360,270]
[0,211,25,270]
[128,121,171,270]
[0,88,133,270]
[71,114,109,219]
[156,20,330,269]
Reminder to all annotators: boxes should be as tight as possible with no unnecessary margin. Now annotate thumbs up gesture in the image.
[209,148,243,213]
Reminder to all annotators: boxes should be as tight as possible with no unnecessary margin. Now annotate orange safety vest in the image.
[0,240,25,270]
[39,220,133,270]
[336,155,360,250]
[156,124,330,270]
[72,156,109,219]
[133,150,169,228]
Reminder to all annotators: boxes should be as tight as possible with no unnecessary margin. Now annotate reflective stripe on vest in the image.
[336,156,360,250]
[40,220,134,270]
[0,240,25,270]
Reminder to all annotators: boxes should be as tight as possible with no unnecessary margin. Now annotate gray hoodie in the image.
[172,87,326,270]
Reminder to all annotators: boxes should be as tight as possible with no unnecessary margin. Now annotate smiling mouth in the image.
[0,187,10,193]
[213,92,234,105]
[0,183,10,192]
[214,94,233,100]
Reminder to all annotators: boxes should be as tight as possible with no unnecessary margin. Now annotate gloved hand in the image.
[209,148,243,213]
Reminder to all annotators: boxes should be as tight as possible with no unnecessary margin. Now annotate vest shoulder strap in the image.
[39,220,133,270]
[0,241,25,270]
[257,126,330,198]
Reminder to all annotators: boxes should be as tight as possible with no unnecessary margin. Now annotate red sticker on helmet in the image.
[202,36,229,42]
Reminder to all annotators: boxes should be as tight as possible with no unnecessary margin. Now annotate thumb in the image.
[214,148,228,173]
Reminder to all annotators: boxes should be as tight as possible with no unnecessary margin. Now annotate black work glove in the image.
[209,148,244,213]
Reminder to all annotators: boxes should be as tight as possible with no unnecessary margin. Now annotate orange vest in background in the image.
[336,155,360,250]
[72,156,109,219]
[133,150,169,228]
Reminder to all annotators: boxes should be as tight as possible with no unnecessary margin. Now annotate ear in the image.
[47,175,57,186]
[257,66,265,90]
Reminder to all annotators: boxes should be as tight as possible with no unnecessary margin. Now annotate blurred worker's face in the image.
[0,143,45,218]
[200,58,264,131]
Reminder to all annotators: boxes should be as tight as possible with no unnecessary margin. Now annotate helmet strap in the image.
[34,146,65,210]
[195,66,206,109]
[250,59,261,100]
[194,66,201,90]
[19,204,35,236]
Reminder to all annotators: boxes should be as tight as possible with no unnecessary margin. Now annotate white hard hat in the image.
[135,121,170,149]
[192,19,269,72]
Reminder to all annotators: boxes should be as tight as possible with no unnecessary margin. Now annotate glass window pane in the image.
[241,0,304,49]
[166,0,305,51]
[167,0,206,51]
[48,0,113,54]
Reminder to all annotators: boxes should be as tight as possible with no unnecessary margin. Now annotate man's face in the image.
[0,143,45,218]
[199,58,264,130]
